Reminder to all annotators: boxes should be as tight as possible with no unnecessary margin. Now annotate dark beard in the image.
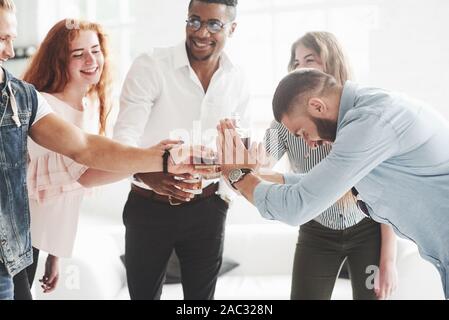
[310,116,337,142]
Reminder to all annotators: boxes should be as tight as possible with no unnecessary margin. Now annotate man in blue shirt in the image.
[218,68,449,299]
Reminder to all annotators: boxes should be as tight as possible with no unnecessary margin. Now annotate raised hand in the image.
[248,141,274,173]
[216,119,258,177]
[168,144,217,175]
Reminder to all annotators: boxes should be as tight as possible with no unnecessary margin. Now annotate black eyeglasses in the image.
[351,187,371,218]
[186,17,231,34]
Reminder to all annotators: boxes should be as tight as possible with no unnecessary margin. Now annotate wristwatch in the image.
[228,168,253,188]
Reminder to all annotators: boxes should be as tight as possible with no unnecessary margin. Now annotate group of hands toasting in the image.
[138,119,269,203]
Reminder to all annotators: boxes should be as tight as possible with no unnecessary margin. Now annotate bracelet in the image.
[162,149,171,174]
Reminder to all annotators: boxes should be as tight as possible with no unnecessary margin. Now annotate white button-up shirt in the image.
[114,42,251,200]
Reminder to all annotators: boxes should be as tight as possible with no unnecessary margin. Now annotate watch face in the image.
[229,169,242,182]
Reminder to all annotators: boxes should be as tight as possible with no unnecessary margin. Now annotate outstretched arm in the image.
[30,113,165,174]
[76,140,189,188]
[218,115,399,226]
[30,114,200,175]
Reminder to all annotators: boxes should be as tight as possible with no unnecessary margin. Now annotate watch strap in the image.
[162,149,171,174]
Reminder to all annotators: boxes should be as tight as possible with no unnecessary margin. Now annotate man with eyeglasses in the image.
[217,68,449,300]
[114,0,250,300]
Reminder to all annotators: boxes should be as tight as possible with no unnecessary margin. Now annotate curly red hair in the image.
[23,19,113,135]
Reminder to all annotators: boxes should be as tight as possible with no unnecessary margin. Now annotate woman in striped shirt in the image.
[263,32,398,300]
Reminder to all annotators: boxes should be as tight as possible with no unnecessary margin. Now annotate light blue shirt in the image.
[254,81,449,298]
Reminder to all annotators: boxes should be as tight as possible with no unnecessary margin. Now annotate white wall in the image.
[6,0,449,225]
[128,0,185,57]
[4,0,38,75]
[9,0,449,118]
[369,0,449,118]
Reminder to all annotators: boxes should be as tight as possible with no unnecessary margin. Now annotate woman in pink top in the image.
[13,19,126,299]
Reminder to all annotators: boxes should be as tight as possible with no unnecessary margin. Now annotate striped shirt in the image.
[264,120,366,230]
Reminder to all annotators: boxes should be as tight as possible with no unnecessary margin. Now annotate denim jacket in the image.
[0,68,38,276]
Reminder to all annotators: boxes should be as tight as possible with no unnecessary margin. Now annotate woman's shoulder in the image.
[39,92,65,110]
[40,92,65,106]
[39,93,82,119]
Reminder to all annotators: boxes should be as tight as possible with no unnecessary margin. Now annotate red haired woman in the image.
[14,19,117,299]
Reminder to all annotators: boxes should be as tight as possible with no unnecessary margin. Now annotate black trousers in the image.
[123,190,228,300]
[291,218,381,300]
[13,247,40,300]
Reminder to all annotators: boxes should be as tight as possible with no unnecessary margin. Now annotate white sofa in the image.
[33,217,445,300]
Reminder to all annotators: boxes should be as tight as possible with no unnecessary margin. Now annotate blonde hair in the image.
[0,0,15,11]
[288,31,352,86]
[23,19,113,135]
[288,31,356,207]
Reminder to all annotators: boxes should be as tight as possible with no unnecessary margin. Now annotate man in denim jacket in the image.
[0,0,198,300]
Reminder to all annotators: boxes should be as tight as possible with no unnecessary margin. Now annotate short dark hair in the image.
[188,0,238,21]
[272,69,338,122]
